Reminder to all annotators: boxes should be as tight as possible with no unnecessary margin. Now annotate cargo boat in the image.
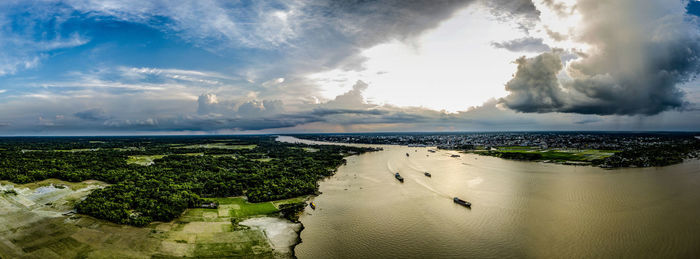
[453,197,471,207]
[395,173,404,183]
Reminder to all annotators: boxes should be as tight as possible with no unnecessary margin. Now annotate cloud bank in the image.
[500,0,700,115]
[0,0,699,135]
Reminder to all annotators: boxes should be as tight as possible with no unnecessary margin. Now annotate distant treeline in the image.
[594,143,700,168]
[0,136,378,226]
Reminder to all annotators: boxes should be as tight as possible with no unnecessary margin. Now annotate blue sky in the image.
[0,0,699,135]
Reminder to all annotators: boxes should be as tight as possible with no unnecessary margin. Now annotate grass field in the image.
[205,197,306,218]
[476,146,619,163]
[172,143,257,150]
[0,183,304,258]
[126,155,167,166]
[43,148,100,152]
[212,154,238,158]
[292,147,319,153]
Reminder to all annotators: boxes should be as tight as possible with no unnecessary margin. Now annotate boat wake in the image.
[406,159,426,172]
[386,160,396,174]
[387,155,452,199]
[412,178,451,199]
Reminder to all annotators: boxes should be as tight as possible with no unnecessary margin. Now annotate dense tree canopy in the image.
[0,136,378,226]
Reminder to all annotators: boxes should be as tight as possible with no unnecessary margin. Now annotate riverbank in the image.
[0,179,308,258]
[459,147,617,167]
[242,217,303,256]
[0,135,380,258]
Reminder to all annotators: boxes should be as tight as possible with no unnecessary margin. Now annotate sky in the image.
[0,0,699,135]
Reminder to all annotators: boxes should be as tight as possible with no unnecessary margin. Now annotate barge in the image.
[453,197,471,208]
[395,172,404,183]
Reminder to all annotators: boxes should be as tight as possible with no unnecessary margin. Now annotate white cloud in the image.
[309,7,525,112]
[0,12,90,76]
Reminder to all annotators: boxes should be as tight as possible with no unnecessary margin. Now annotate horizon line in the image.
[1,130,699,138]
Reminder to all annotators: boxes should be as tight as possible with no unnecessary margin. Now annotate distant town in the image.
[295,132,700,168]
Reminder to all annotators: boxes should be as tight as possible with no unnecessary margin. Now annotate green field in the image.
[475,146,619,163]
[293,147,319,153]
[173,143,257,150]
[126,155,167,166]
[0,186,305,258]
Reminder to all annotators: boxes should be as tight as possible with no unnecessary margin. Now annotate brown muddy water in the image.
[277,136,700,258]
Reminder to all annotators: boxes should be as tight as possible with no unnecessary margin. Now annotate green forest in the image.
[0,136,378,226]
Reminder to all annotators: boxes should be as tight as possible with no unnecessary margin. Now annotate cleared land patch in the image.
[126,155,167,166]
[471,146,619,163]
[173,143,257,150]
[0,183,303,258]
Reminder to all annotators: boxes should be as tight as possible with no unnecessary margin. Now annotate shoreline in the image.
[241,216,304,258]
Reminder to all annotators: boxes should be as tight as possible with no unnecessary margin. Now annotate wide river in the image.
[278,136,700,258]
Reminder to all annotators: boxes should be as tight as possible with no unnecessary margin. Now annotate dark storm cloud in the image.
[499,52,564,112]
[279,0,478,75]
[491,37,551,52]
[499,0,700,116]
[55,0,479,81]
[74,108,110,121]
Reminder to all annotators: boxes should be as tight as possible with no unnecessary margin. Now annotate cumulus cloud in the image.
[322,80,370,109]
[500,0,700,115]
[197,93,219,115]
[237,100,284,118]
[499,52,564,112]
[2,0,700,135]
[491,37,551,52]
[197,93,285,118]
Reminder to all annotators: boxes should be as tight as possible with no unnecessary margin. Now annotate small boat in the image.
[395,172,404,183]
[424,172,431,177]
[451,154,461,158]
[453,197,471,208]
[406,153,410,157]
[309,202,316,210]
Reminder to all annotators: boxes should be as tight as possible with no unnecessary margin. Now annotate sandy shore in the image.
[242,217,303,255]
